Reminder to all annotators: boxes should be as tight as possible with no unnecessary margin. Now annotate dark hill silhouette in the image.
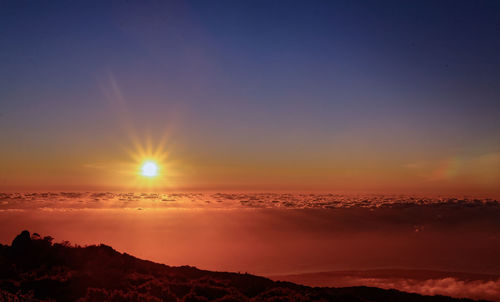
[0,231,487,302]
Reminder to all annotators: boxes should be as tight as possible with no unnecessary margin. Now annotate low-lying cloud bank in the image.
[349,277,500,301]
[0,192,498,210]
[273,271,500,301]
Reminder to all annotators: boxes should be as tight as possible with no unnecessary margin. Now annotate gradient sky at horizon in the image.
[1,0,499,194]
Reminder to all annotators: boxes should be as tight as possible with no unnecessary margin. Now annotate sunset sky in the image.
[1,0,499,195]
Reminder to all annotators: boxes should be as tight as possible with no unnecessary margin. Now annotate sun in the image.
[141,161,159,177]
[125,134,177,188]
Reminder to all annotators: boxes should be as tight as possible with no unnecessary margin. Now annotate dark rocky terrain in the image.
[0,231,486,301]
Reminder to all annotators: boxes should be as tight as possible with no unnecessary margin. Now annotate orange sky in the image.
[1,134,499,197]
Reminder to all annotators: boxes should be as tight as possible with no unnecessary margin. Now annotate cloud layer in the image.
[0,192,498,210]
[273,271,500,301]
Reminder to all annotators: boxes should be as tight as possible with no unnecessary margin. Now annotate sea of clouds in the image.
[0,192,497,210]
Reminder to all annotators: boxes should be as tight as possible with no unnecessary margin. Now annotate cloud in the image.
[274,272,500,301]
[0,192,498,210]
[351,277,500,301]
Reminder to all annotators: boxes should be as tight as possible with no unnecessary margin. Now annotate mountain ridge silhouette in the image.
[0,230,487,302]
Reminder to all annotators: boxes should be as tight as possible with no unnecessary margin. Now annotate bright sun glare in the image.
[141,161,159,177]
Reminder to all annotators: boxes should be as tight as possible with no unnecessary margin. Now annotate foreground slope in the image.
[0,231,484,302]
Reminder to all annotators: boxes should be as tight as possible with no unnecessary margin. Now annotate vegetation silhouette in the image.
[0,231,487,301]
